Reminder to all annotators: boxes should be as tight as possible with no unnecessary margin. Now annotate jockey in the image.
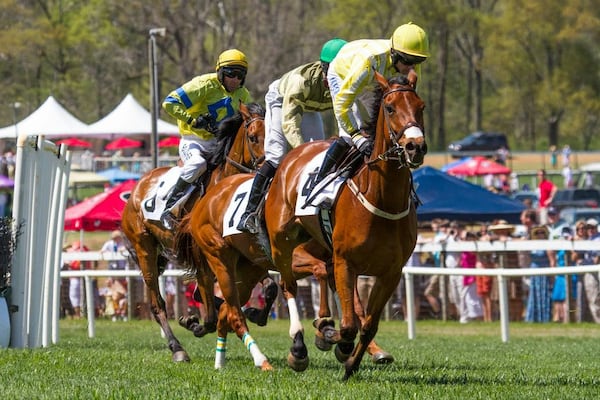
[237,38,347,234]
[311,22,429,189]
[161,49,252,229]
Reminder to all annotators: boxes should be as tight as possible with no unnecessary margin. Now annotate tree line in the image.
[1,0,598,151]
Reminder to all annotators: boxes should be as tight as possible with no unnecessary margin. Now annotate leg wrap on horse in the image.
[237,161,277,233]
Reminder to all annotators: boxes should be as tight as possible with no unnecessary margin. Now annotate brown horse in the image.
[121,102,265,362]
[265,70,427,379]
[174,71,423,374]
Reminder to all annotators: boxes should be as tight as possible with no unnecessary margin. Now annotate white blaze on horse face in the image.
[404,126,423,139]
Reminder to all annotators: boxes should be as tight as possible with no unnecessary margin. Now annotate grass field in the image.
[2,319,600,399]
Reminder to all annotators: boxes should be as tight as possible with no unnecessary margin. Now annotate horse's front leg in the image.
[343,273,400,380]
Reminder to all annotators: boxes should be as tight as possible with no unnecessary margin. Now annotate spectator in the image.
[551,226,576,323]
[581,218,600,323]
[101,230,128,270]
[444,221,463,320]
[525,226,556,323]
[65,241,90,319]
[536,169,557,225]
[561,165,573,188]
[459,231,483,323]
[104,277,127,321]
[549,145,558,169]
[561,144,571,167]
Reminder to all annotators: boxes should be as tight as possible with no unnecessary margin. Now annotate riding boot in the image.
[237,161,277,233]
[160,177,192,229]
[312,137,351,189]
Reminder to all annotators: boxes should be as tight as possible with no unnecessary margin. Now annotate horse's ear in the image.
[373,69,390,92]
[407,69,418,88]
[239,101,250,120]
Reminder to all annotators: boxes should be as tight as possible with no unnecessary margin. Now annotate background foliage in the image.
[1,0,599,151]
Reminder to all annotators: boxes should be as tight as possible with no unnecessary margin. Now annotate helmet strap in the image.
[390,49,402,73]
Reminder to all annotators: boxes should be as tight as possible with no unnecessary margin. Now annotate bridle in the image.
[367,85,425,169]
[226,115,265,173]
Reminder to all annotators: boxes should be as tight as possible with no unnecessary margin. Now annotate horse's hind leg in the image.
[136,234,189,362]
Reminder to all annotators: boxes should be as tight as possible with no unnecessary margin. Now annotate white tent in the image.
[0,96,90,139]
[85,93,179,136]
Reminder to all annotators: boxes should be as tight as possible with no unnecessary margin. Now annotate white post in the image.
[405,272,416,340]
[85,276,96,338]
[497,274,509,343]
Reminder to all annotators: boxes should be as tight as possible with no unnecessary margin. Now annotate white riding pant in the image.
[264,79,325,167]
[178,134,217,183]
[327,68,379,146]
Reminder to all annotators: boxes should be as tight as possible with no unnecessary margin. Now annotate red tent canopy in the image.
[105,137,143,150]
[446,156,511,176]
[55,138,93,148]
[157,136,180,148]
[64,180,137,231]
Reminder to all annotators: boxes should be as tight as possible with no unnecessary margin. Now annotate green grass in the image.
[2,319,600,399]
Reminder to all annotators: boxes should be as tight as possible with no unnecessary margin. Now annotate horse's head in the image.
[374,69,427,168]
[238,102,266,170]
[209,102,265,174]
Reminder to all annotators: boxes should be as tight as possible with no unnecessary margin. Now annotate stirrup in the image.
[161,210,177,230]
[237,212,259,234]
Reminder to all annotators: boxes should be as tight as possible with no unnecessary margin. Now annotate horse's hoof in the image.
[314,332,333,351]
[172,351,190,362]
[287,351,309,372]
[371,351,394,364]
[334,342,354,363]
[260,360,274,371]
[178,315,199,330]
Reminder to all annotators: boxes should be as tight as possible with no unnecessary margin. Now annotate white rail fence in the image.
[60,239,600,343]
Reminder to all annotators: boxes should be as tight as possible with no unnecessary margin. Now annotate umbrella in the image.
[441,157,472,172]
[105,137,143,150]
[64,180,137,231]
[55,138,93,148]
[157,136,180,148]
[445,156,511,177]
[0,175,14,189]
[97,167,141,184]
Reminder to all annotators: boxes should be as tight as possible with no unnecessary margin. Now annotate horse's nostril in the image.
[405,142,415,151]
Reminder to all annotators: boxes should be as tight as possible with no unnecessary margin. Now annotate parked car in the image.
[556,207,600,232]
[510,190,539,208]
[447,131,509,158]
[550,188,600,211]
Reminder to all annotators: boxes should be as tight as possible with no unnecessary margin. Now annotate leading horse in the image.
[121,102,265,362]
[265,70,427,379]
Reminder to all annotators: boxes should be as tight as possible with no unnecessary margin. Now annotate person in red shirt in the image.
[537,169,557,225]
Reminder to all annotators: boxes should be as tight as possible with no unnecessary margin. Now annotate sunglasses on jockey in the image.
[222,67,247,80]
[393,50,427,67]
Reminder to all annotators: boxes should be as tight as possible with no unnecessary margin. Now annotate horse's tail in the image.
[173,213,197,273]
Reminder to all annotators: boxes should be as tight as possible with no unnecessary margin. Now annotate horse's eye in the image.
[385,105,395,114]
[249,134,258,144]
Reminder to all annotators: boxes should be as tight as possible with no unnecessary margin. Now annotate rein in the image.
[348,84,421,220]
[226,116,265,173]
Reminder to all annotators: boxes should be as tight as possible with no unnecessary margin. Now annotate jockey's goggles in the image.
[396,52,427,66]
[222,67,247,80]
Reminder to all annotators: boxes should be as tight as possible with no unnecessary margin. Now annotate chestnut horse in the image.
[174,71,424,375]
[121,102,265,362]
[265,70,427,379]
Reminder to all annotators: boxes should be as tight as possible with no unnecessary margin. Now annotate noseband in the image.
[226,116,265,173]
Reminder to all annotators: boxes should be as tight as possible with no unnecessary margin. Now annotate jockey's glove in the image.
[352,130,373,157]
[193,113,218,133]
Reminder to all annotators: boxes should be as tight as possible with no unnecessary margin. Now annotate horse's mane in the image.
[362,75,410,137]
[207,102,265,168]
